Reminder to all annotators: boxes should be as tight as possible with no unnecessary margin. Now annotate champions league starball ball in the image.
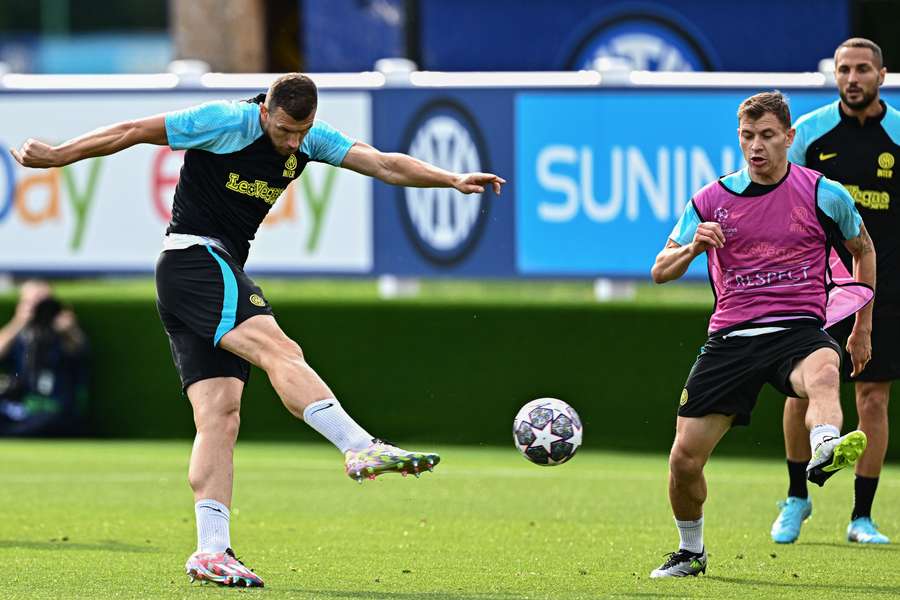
[513,398,583,465]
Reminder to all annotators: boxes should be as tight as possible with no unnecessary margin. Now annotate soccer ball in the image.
[513,398,583,465]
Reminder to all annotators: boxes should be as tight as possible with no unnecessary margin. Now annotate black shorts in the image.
[678,325,841,426]
[828,301,900,382]
[155,245,273,391]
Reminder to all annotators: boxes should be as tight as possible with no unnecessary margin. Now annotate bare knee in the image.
[259,336,307,374]
[190,387,242,441]
[857,387,889,421]
[807,362,840,395]
[196,404,240,439]
[669,444,705,482]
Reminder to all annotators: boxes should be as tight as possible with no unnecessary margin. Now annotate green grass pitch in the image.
[2,440,898,599]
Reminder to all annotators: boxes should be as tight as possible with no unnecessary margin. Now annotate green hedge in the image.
[1,298,894,458]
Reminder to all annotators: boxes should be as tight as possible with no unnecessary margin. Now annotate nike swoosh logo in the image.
[307,402,334,416]
[205,506,225,514]
[819,152,838,161]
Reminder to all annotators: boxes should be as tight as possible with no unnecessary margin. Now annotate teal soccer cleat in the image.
[770,497,812,543]
[848,517,890,544]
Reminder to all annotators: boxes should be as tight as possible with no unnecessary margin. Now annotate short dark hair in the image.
[835,37,884,69]
[266,73,318,121]
[737,91,791,130]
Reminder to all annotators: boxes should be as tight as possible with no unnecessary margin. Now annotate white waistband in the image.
[163,233,228,255]
[722,314,819,338]
[722,326,789,339]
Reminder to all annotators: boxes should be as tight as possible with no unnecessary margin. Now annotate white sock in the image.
[195,499,230,553]
[303,398,372,453]
[675,516,704,553]
[810,424,840,452]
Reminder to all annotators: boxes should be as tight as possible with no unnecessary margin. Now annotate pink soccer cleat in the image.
[345,438,440,483]
[185,548,264,587]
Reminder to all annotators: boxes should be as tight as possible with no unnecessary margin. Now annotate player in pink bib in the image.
[648,92,876,578]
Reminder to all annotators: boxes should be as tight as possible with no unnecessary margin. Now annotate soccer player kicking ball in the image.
[648,91,874,578]
[773,38,899,546]
[11,73,505,587]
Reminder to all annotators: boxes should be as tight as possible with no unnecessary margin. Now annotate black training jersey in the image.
[164,94,354,266]
[790,100,900,299]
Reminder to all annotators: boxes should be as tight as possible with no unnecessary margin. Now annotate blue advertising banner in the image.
[418,0,849,73]
[371,89,515,276]
[515,89,899,278]
[516,91,746,277]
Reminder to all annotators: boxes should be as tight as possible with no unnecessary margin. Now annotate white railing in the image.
[2,70,898,91]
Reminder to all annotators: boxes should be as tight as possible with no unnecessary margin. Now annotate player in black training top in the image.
[771,38,899,546]
[11,73,505,587]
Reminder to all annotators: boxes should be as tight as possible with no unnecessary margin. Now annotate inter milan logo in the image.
[249,294,266,307]
[568,14,712,72]
[283,154,297,178]
[877,152,894,179]
[790,206,810,233]
[399,101,490,265]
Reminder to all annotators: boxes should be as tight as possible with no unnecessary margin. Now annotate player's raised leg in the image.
[183,377,264,587]
[790,348,867,486]
[219,314,439,482]
[771,396,813,543]
[650,414,731,578]
[848,381,890,543]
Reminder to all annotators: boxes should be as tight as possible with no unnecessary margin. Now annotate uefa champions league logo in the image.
[400,101,490,265]
[713,206,737,236]
[714,207,729,223]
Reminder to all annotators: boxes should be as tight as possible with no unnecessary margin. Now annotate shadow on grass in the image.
[707,576,900,595]
[299,593,678,600]
[797,541,900,552]
[298,591,528,600]
[603,595,685,599]
[0,539,155,553]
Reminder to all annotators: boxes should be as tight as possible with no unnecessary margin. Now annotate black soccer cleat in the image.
[650,547,707,578]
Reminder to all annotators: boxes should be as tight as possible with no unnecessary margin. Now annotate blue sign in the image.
[516,91,753,277]
[372,90,516,275]
[416,0,848,73]
[515,89,900,279]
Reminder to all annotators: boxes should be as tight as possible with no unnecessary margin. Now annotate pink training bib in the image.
[692,165,872,334]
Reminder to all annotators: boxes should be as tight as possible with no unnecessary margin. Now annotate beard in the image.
[840,86,878,110]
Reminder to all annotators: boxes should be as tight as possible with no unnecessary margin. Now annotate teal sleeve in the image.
[164,100,262,153]
[669,201,701,246]
[788,126,808,165]
[817,177,862,240]
[790,101,841,166]
[300,120,355,166]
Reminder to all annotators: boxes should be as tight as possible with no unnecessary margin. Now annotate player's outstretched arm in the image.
[844,223,876,376]
[340,141,505,195]
[650,222,724,284]
[10,114,168,169]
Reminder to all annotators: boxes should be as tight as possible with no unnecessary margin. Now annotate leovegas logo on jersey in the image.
[845,184,890,210]
[225,172,285,205]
